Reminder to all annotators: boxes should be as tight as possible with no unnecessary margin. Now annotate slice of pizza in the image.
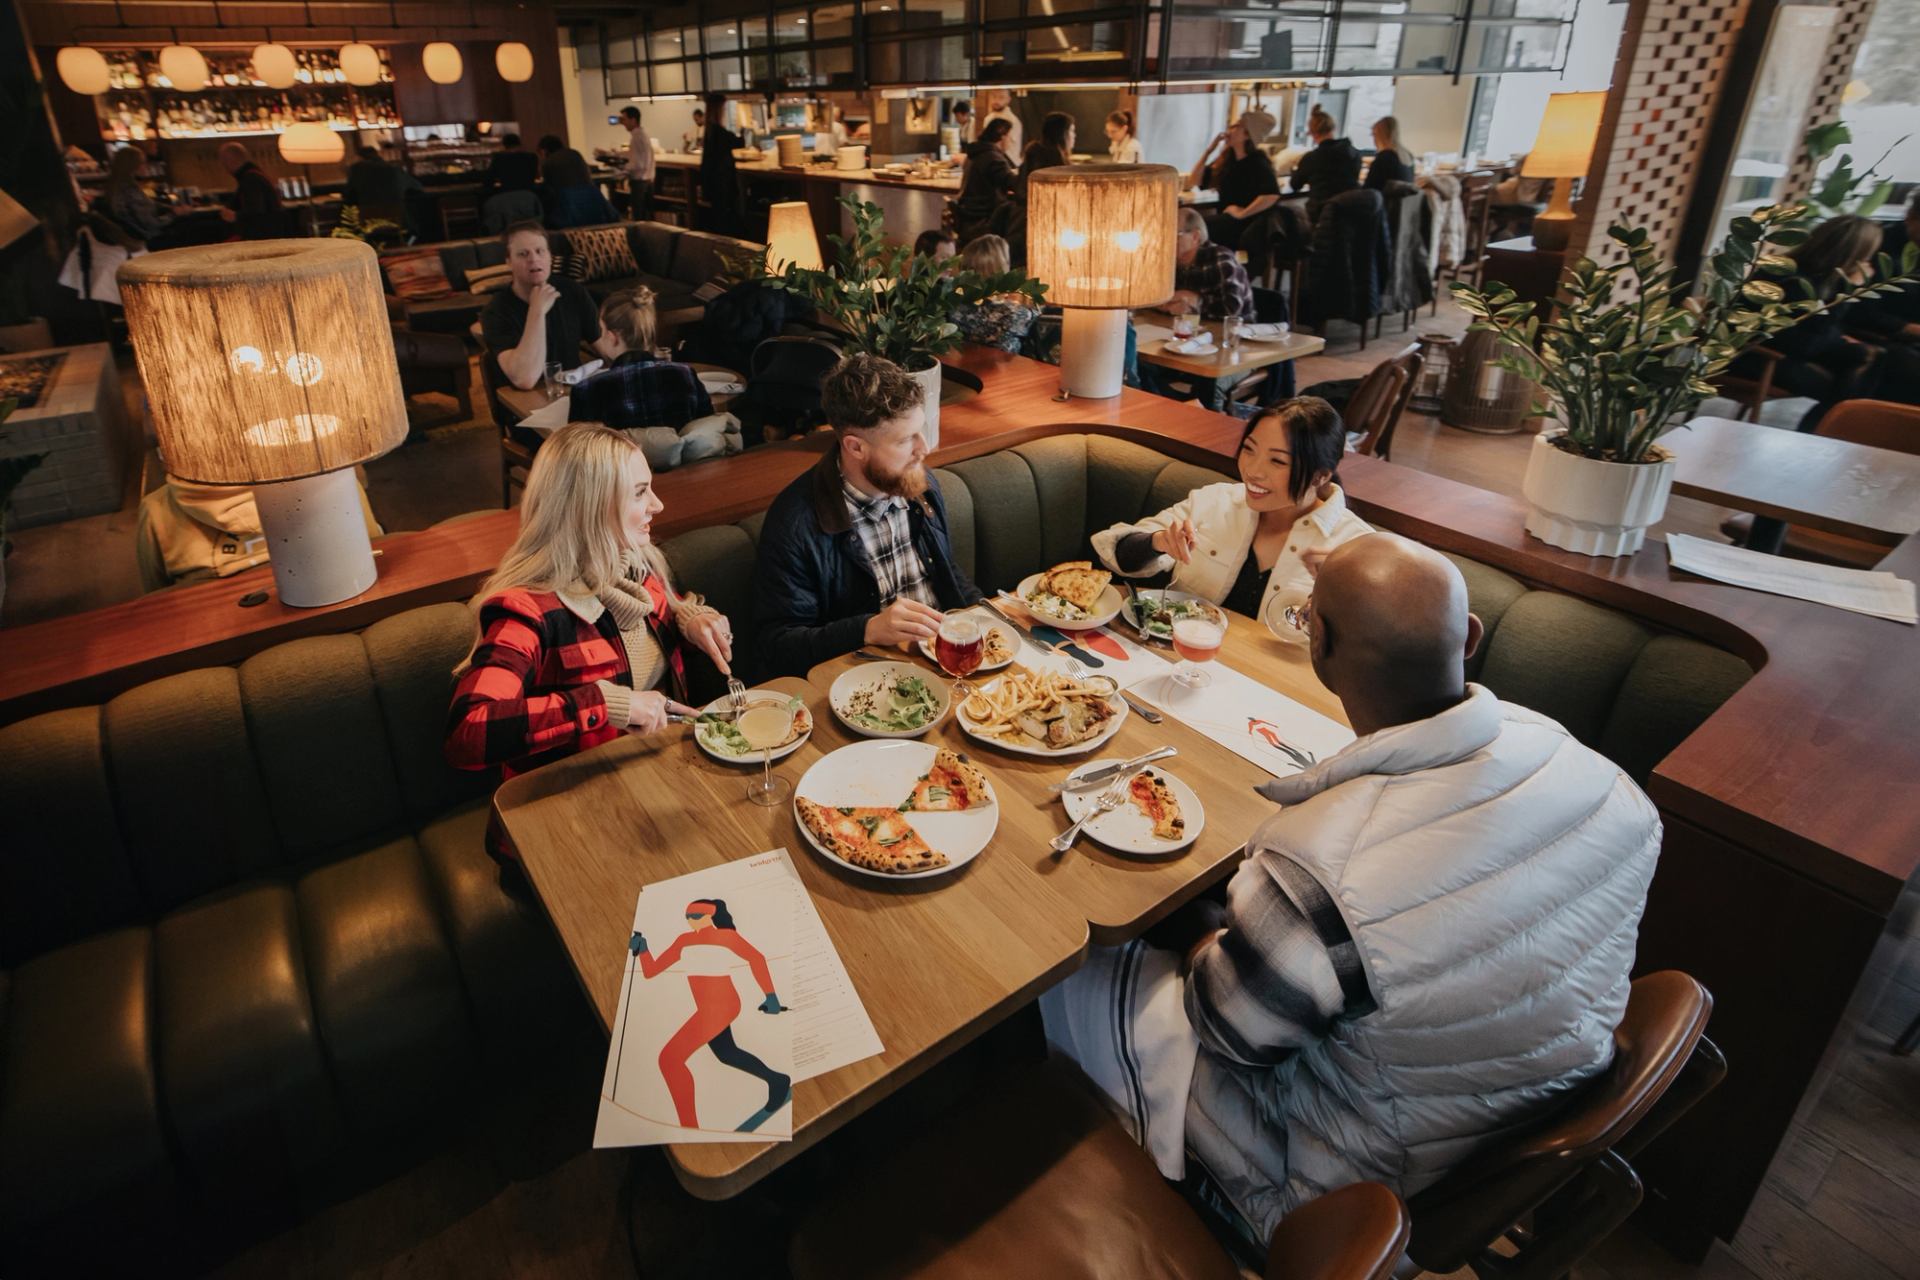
[901,747,994,812]
[798,799,949,874]
[1129,771,1186,841]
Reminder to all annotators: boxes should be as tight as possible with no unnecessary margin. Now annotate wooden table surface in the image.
[1134,318,1327,380]
[499,363,745,425]
[1663,415,1920,546]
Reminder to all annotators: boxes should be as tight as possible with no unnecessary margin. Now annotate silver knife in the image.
[1048,746,1178,794]
[985,597,1166,724]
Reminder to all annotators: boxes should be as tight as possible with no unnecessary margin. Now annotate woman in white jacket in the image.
[1089,398,1370,642]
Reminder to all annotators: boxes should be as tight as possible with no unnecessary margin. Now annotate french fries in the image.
[958,669,1116,748]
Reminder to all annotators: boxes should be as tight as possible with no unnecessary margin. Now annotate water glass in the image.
[1222,317,1243,357]
[1171,313,1197,341]
[543,362,566,402]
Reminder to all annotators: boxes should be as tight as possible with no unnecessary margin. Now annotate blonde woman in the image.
[599,286,662,366]
[572,287,715,431]
[949,234,1039,352]
[1365,116,1414,190]
[446,424,734,804]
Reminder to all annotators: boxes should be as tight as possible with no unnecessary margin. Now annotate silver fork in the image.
[726,675,748,719]
[1051,772,1134,854]
[1062,656,1164,725]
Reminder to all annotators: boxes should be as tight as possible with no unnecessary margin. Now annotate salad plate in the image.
[1120,589,1224,642]
[691,691,813,763]
[829,662,951,738]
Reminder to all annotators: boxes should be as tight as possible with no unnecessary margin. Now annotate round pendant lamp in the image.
[340,42,383,86]
[423,42,463,85]
[279,121,346,166]
[252,43,298,89]
[159,44,211,92]
[495,42,534,83]
[57,47,112,95]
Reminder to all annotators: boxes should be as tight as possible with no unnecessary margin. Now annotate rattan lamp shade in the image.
[765,201,823,273]
[117,239,408,485]
[1026,163,1179,310]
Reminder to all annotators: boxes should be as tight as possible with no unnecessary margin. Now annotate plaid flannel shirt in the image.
[1177,240,1255,321]
[568,359,716,431]
[843,481,939,608]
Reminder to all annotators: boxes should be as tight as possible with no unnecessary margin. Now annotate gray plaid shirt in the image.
[843,481,938,608]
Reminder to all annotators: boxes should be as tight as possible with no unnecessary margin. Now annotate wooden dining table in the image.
[493,616,1346,1200]
[498,362,747,426]
[1134,317,1326,411]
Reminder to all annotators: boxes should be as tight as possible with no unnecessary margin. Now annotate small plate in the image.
[1119,589,1224,642]
[1165,336,1218,356]
[917,619,1018,673]
[698,371,745,395]
[1014,573,1125,633]
[955,674,1129,758]
[1239,322,1292,342]
[691,690,813,764]
[793,740,998,880]
[1061,759,1204,854]
[829,661,951,738]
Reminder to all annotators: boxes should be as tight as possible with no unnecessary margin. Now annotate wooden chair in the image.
[1711,344,1793,421]
[477,337,536,507]
[1346,343,1424,461]
[1720,398,1920,566]
[1433,172,1497,314]
[1403,971,1724,1280]
[789,1058,1411,1280]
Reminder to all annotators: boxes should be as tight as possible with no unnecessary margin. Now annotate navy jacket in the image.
[751,452,982,678]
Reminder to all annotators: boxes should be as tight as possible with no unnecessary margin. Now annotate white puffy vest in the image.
[1186,686,1661,1241]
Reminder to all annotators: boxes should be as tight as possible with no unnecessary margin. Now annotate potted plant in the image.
[773,195,1045,448]
[0,397,47,617]
[1453,203,1920,556]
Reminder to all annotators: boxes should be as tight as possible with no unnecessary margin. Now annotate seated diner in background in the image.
[482,221,620,394]
[540,145,619,229]
[1164,206,1255,320]
[1188,110,1281,250]
[1106,109,1144,165]
[1364,117,1414,190]
[949,234,1040,352]
[1290,107,1362,221]
[1846,190,1920,353]
[445,423,737,853]
[102,146,196,248]
[217,140,292,240]
[1043,531,1661,1244]
[913,228,958,263]
[479,131,540,199]
[954,118,1018,242]
[567,288,716,433]
[1016,111,1076,195]
[751,354,982,678]
[1090,397,1367,641]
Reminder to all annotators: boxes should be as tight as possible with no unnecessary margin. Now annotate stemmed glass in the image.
[1170,614,1227,693]
[738,700,797,807]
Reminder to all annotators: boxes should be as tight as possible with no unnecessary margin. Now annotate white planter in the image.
[1521,430,1675,558]
[908,357,943,451]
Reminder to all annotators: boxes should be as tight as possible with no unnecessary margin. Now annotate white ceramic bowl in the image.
[1014,573,1125,633]
[829,661,951,738]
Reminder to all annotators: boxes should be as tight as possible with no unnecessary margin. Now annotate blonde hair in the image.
[959,233,1010,276]
[600,286,659,355]
[1374,116,1412,164]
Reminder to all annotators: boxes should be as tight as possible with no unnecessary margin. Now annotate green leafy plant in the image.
[330,204,407,247]
[1802,120,1908,220]
[0,397,48,555]
[772,195,1046,369]
[1452,203,1920,465]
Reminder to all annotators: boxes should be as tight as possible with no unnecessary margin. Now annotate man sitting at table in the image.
[751,354,982,677]
[1166,207,1254,320]
[484,221,621,395]
[1042,532,1660,1247]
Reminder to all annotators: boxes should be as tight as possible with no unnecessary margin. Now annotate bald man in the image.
[1042,533,1660,1244]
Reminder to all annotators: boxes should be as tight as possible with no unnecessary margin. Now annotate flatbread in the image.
[1038,561,1112,612]
[1129,771,1185,841]
[903,747,993,812]
[797,798,950,874]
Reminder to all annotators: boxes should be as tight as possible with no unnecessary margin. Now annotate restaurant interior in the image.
[1,0,1917,1277]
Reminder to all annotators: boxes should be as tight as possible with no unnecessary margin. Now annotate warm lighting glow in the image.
[56,47,111,96]
[1842,78,1871,105]
[1027,164,1179,309]
[765,201,824,274]
[423,42,463,85]
[159,45,211,92]
[340,42,382,86]
[253,43,297,88]
[1521,91,1607,179]
[118,240,409,485]
[495,41,534,82]
[278,121,345,165]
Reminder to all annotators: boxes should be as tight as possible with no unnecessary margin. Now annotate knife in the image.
[988,596,1165,724]
[1049,747,1178,794]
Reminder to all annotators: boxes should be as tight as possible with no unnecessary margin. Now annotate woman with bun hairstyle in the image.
[1106,109,1144,165]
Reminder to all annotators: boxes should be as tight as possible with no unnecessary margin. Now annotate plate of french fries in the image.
[955,668,1130,757]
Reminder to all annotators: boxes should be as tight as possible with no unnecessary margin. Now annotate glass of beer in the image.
[1171,615,1226,692]
[934,613,984,679]
[738,701,797,806]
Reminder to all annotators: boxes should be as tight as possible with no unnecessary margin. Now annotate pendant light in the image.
[423,42,463,85]
[56,47,112,96]
[340,42,382,86]
[159,42,210,92]
[253,42,298,89]
[495,42,533,83]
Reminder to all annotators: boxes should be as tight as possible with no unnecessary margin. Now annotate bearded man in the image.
[750,355,982,677]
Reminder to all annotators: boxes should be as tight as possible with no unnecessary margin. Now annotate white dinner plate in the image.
[829,661,952,738]
[916,617,1018,673]
[1118,589,1223,642]
[955,673,1129,758]
[1013,573,1125,632]
[690,690,813,765]
[792,740,998,880]
[1060,759,1204,854]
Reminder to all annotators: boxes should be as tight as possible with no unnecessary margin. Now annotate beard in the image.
[867,457,929,500]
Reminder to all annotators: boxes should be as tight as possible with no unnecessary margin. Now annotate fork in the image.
[726,675,748,720]
[1051,772,1134,854]
[1062,656,1164,725]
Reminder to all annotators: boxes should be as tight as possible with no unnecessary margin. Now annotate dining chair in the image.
[1710,344,1792,421]
[1346,343,1424,461]
[1432,172,1497,314]
[787,1057,1411,1280]
[1401,970,1724,1280]
[1719,398,1920,565]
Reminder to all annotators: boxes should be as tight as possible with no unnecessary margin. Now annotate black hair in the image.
[913,228,957,256]
[536,134,565,154]
[1242,396,1345,502]
[357,145,381,161]
[979,118,1013,147]
[1039,110,1074,152]
[952,101,972,116]
[621,105,641,123]
[500,132,521,148]
[705,91,727,115]
[707,899,737,930]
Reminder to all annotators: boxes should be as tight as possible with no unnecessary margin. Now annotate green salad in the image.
[696,696,806,756]
[1131,595,1216,639]
[844,673,940,733]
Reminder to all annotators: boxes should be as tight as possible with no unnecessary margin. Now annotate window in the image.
[1838,0,1920,184]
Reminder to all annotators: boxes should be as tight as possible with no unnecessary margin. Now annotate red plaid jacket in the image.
[445,579,689,784]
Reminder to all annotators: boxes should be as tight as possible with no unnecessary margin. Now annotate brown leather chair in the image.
[1347,343,1424,461]
[1711,344,1793,422]
[1718,398,1920,566]
[788,1057,1409,1280]
[1403,970,1724,1280]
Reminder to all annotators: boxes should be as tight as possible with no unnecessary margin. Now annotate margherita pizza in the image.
[901,748,993,812]
[797,798,950,874]
[1129,771,1185,841]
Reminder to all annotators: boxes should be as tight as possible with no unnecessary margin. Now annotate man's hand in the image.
[1301,545,1331,579]
[1164,290,1201,316]
[528,281,561,319]
[1151,519,1198,564]
[682,611,734,675]
[864,597,944,646]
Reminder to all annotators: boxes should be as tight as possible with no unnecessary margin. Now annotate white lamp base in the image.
[252,469,377,608]
[1059,308,1127,399]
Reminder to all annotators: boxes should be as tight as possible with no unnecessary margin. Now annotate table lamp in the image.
[279,123,344,236]
[117,240,408,607]
[1521,91,1606,253]
[765,201,823,274]
[1026,164,1178,398]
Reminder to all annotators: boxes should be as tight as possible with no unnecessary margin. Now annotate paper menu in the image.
[1665,533,1917,624]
